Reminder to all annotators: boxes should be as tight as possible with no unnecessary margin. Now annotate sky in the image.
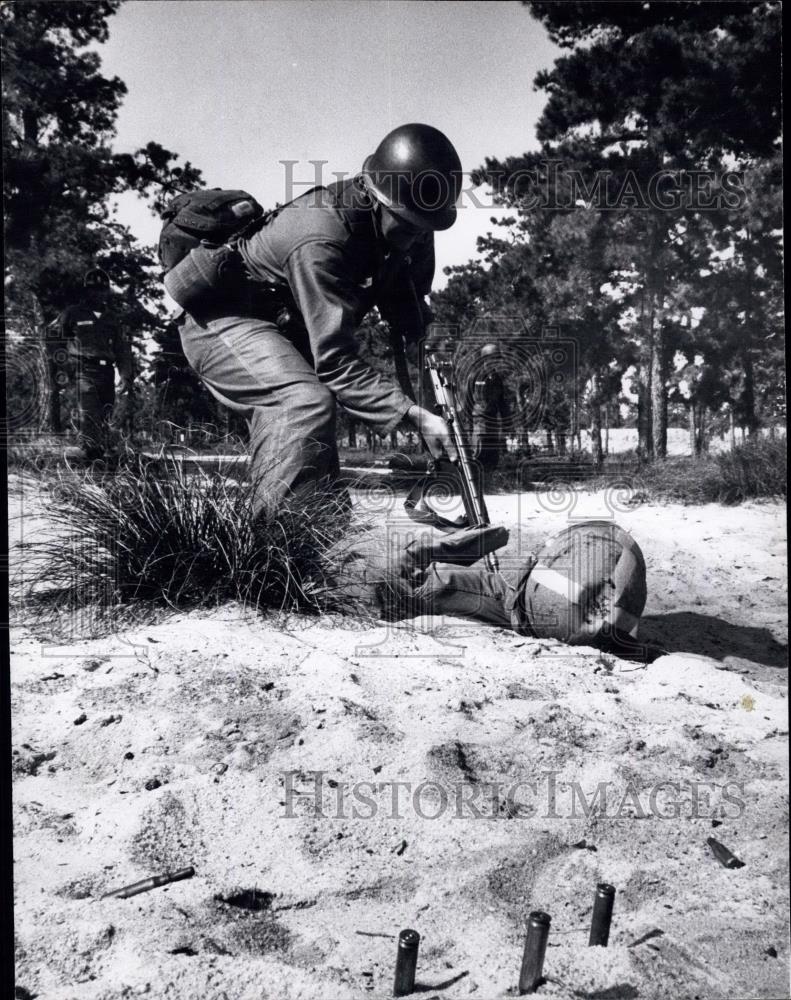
[98,0,561,288]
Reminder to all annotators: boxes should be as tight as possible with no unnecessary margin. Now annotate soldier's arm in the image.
[284,241,413,433]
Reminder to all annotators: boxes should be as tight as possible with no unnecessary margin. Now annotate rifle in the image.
[420,339,501,574]
[386,278,501,575]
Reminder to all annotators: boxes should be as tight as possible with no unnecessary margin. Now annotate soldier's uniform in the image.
[50,299,134,460]
[176,178,435,512]
[335,521,651,657]
[470,365,511,469]
[167,123,463,516]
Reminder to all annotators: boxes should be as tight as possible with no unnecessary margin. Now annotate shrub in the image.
[631,436,786,505]
[13,454,357,639]
[714,434,786,503]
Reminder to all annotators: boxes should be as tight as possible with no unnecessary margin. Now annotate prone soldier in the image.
[335,520,654,659]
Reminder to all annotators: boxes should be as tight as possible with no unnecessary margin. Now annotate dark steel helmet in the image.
[84,267,110,290]
[362,123,462,231]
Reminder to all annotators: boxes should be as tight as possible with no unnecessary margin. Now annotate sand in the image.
[9,481,788,1000]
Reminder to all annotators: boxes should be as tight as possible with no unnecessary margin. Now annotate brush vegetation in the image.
[629,436,787,505]
[13,454,357,639]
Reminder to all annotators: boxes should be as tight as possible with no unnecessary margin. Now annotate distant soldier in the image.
[49,267,135,461]
[469,342,510,470]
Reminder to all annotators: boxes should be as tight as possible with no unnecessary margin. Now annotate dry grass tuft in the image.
[12,453,359,639]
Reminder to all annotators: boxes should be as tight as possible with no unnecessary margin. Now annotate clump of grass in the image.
[14,454,357,639]
[6,433,73,473]
[713,434,786,503]
[632,436,786,505]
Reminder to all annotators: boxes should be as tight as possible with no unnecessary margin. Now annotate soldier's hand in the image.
[406,405,458,463]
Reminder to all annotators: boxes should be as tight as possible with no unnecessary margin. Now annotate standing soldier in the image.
[469,342,510,471]
[166,123,462,515]
[49,267,135,463]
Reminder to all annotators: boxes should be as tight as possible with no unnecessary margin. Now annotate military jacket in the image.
[51,303,133,382]
[237,178,434,431]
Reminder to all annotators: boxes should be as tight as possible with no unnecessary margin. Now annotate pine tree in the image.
[2,1,204,433]
[472,1,782,458]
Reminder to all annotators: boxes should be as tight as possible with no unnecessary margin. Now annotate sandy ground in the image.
[9,480,789,1000]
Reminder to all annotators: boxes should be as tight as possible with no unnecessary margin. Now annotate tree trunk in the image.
[29,294,58,435]
[689,404,697,456]
[603,404,609,457]
[545,429,554,454]
[742,230,757,434]
[589,373,603,468]
[642,210,670,460]
[742,347,756,434]
[648,232,668,459]
[729,405,736,451]
[390,429,398,449]
[650,327,668,459]
[348,420,357,448]
[698,407,708,453]
[637,367,652,460]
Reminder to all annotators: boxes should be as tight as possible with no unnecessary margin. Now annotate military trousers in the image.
[471,407,506,471]
[74,358,115,460]
[179,311,343,515]
[333,522,651,657]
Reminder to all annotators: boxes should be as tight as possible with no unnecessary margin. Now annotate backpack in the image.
[158,188,265,273]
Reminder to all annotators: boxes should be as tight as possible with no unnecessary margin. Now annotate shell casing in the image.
[518,910,551,995]
[707,836,745,869]
[393,928,420,997]
[588,883,616,946]
[101,865,195,900]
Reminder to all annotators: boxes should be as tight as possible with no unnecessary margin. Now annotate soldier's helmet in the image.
[362,123,462,232]
[83,267,110,290]
[507,521,647,644]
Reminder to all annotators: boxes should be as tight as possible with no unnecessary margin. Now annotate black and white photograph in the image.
[2,2,786,998]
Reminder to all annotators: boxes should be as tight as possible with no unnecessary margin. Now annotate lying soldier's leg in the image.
[413,563,512,625]
[330,525,510,622]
